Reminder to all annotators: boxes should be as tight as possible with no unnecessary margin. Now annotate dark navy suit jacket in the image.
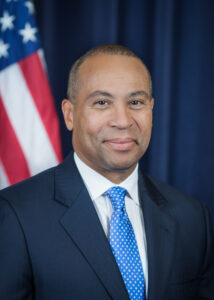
[0,153,213,299]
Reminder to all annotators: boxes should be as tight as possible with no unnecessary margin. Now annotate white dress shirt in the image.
[74,152,148,294]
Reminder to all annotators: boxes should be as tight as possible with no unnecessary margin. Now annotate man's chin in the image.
[103,158,138,173]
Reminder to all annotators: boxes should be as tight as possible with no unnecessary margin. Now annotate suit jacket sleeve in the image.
[0,197,33,300]
[199,204,214,298]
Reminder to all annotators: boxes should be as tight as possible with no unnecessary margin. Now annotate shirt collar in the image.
[74,152,139,205]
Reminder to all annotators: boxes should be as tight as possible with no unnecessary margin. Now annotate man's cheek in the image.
[87,119,103,133]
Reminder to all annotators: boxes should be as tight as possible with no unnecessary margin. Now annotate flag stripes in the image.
[19,52,62,162]
[0,161,9,188]
[0,60,60,178]
[0,95,31,184]
[0,0,62,189]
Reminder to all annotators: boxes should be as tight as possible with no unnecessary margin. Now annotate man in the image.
[0,45,213,300]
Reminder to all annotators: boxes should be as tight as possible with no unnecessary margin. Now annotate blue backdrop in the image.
[34,0,214,224]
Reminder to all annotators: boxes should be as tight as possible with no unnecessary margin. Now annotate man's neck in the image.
[74,152,138,184]
[97,166,137,184]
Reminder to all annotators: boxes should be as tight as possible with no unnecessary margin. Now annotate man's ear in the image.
[151,98,154,110]
[61,99,74,131]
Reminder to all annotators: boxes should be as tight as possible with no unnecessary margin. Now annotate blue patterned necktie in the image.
[105,186,146,300]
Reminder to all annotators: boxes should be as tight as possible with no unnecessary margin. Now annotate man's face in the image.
[62,54,154,182]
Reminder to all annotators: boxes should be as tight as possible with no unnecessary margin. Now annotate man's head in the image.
[62,44,154,183]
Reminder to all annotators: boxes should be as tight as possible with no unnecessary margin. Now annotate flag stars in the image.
[25,1,35,15]
[19,22,37,43]
[0,11,15,31]
[0,39,10,58]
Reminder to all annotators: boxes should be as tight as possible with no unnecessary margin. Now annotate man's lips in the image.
[104,138,136,151]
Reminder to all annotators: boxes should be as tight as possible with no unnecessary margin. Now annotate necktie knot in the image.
[105,186,127,211]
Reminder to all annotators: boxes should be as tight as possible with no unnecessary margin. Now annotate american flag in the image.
[0,0,62,189]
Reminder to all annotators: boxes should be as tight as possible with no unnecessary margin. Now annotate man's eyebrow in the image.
[128,91,150,99]
[86,90,150,100]
[86,90,114,100]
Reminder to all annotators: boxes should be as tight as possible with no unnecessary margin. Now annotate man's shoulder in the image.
[0,165,56,205]
[144,174,192,199]
[0,152,79,213]
[141,173,214,237]
[0,152,76,201]
[142,173,206,213]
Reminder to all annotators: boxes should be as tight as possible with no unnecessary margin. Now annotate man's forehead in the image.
[78,53,145,73]
[77,54,149,86]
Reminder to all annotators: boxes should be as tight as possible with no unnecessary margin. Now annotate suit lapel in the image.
[139,173,177,300]
[54,153,129,300]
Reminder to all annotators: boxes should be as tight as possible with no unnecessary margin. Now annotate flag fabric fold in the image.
[0,0,62,189]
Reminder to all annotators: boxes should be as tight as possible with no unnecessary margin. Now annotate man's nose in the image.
[108,105,133,129]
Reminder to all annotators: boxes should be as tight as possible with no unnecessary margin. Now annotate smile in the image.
[104,138,136,151]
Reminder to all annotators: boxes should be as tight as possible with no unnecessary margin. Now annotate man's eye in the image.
[98,100,107,105]
[130,100,143,106]
[92,99,110,109]
[95,100,108,106]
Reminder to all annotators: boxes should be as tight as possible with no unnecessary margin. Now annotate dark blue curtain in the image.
[34,0,214,224]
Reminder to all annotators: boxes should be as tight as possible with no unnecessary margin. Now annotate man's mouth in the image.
[104,138,136,151]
